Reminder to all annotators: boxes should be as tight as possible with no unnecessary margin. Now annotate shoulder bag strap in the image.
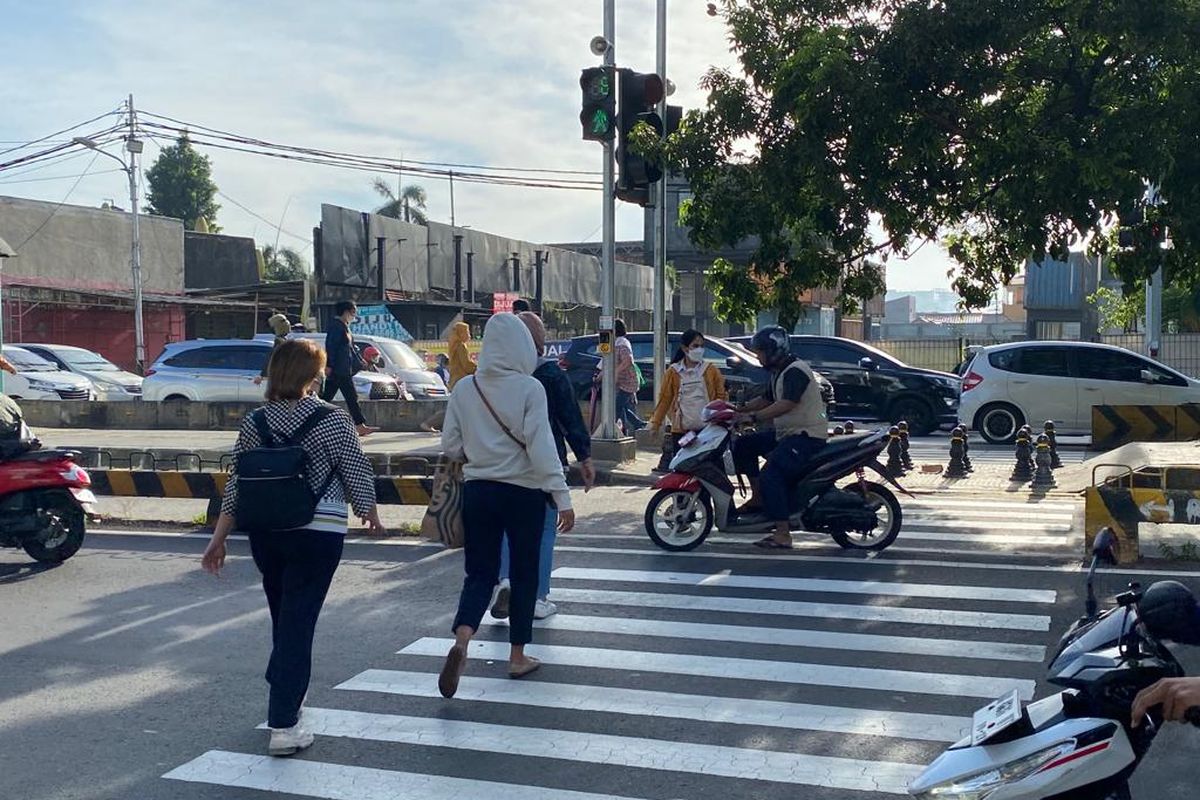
[473,380,526,451]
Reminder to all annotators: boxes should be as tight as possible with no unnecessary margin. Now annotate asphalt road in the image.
[2,486,1198,800]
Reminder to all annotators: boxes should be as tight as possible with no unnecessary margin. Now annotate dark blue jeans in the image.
[616,389,645,434]
[454,480,546,646]
[249,529,344,729]
[733,429,826,523]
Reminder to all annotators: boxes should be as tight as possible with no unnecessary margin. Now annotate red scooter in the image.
[0,442,95,563]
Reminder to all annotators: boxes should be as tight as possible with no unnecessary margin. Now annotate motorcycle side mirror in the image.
[1092,527,1118,565]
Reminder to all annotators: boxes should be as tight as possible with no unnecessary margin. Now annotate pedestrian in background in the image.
[320,301,377,436]
[253,313,292,387]
[433,353,451,387]
[613,318,646,434]
[438,313,575,698]
[201,338,385,757]
[511,298,531,313]
[649,329,727,471]
[447,321,476,389]
[490,311,594,621]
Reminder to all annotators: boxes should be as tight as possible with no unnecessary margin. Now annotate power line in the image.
[0,167,123,185]
[0,107,125,158]
[13,151,102,250]
[0,126,124,174]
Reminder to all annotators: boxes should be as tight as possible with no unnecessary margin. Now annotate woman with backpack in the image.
[649,329,728,471]
[437,313,575,698]
[201,338,384,758]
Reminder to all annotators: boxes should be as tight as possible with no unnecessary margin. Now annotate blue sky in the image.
[0,0,950,291]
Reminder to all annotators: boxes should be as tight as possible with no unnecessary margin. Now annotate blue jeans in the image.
[616,389,645,434]
[732,429,826,523]
[500,502,557,600]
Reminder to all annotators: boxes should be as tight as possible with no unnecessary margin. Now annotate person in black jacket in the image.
[489,311,594,620]
[320,301,377,436]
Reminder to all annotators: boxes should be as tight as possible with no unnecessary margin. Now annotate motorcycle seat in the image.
[811,433,872,459]
[7,448,78,462]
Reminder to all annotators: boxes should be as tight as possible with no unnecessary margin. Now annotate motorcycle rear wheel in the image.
[645,489,714,551]
[21,491,86,564]
[828,481,902,551]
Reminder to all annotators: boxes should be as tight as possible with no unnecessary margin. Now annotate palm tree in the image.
[372,177,429,226]
[261,244,309,282]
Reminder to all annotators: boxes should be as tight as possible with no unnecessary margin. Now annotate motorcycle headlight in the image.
[913,741,1076,799]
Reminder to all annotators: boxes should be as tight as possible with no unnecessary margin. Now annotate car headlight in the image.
[913,741,1076,799]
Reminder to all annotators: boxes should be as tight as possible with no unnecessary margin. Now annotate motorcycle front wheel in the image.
[644,488,714,551]
[21,490,86,563]
[829,481,902,551]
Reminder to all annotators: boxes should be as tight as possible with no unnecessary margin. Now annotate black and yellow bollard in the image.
[1031,433,1057,489]
[897,421,914,471]
[832,425,845,437]
[1044,420,1063,469]
[885,425,906,477]
[843,421,856,434]
[958,425,974,472]
[945,427,969,478]
[1011,428,1034,482]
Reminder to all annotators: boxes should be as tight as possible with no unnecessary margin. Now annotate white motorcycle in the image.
[909,528,1200,800]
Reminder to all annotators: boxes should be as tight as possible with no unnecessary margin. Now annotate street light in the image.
[73,135,146,374]
[0,235,15,393]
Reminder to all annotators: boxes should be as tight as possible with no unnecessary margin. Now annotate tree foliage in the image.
[372,178,429,226]
[145,133,220,230]
[261,245,309,282]
[660,0,1200,323]
[1090,284,1200,332]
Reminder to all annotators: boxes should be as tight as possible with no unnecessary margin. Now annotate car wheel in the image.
[976,403,1025,445]
[889,397,936,436]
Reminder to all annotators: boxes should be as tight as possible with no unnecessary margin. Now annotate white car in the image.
[20,343,143,401]
[959,340,1200,443]
[142,339,402,402]
[1,345,94,401]
[259,332,448,399]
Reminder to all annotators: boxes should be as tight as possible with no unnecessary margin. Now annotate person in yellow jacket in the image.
[447,321,477,389]
[649,329,727,470]
[423,321,477,432]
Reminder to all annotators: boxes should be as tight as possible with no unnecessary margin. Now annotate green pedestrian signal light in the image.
[580,67,616,142]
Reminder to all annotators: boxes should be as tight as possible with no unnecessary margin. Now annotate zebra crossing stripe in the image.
[510,613,1046,662]
[569,530,1075,547]
[398,638,1037,700]
[552,567,1057,604]
[276,706,927,794]
[901,519,1071,532]
[336,668,968,742]
[901,498,1078,512]
[897,509,1075,521]
[548,587,1051,630]
[164,750,645,800]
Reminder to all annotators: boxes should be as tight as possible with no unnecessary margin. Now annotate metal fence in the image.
[1101,334,1200,379]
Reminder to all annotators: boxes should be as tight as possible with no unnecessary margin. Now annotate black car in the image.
[560,332,835,410]
[729,334,960,435]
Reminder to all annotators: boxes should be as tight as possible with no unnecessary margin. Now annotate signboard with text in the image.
[351,304,413,342]
[491,292,520,314]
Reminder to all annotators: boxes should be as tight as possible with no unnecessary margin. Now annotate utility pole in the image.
[449,170,456,229]
[1144,182,1163,359]
[599,0,618,440]
[126,95,145,374]
[652,0,668,405]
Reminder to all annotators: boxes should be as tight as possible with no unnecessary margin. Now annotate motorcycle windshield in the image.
[1048,607,1137,679]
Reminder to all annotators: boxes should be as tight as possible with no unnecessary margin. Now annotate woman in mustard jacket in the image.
[649,329,727,470]
[422,321,477,432]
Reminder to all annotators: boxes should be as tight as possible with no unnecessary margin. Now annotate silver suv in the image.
[143,339,401,402]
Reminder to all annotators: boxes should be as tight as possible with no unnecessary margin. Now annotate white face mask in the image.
[684,346,703,363]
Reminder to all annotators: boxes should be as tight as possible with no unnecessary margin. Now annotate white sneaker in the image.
[534,599,558,619]
[490,580,511,620]
[268,724,314,757]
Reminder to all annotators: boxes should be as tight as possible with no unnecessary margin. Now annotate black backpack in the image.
[234,406,336,532]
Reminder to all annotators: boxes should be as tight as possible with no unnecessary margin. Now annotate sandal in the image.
[508,657,541,679]
[438,644,468,698]
[753,536,793,550]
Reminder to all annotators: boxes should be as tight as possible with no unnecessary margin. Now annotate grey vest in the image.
[772,360,828,440]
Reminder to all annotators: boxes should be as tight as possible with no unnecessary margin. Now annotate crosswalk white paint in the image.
[506,613,1047,662]
[276,706,927,794]
[552,567,1058,604]
[336,669,970,742]
[571,529,1077,547]
[165,750,647,800]
[548,587,1052,630]
[901,498,1078,512]
[398,638,1037,700]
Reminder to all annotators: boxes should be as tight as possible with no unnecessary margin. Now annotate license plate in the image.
[971,689,1022,746]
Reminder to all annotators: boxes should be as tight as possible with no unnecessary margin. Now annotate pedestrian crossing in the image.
[905,442,1087,466]
[163,493,1078,800]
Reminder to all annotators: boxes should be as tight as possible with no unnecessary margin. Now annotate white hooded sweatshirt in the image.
[441,313,572,511]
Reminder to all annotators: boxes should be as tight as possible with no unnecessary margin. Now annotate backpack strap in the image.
[250,408,276,447]
[282,405,337,447]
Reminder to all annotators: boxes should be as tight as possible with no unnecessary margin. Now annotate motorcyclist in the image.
[1132,677,1200,727]
[732,325,828,550]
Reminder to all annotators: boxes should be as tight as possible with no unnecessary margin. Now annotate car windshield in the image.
[373,340,425,370]
[3,348,59,372]
[59,350,122,372]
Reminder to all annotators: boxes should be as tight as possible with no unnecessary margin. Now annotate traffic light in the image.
[616,68,665,206]
[1117,203,1143,249]
[579,67,616,142]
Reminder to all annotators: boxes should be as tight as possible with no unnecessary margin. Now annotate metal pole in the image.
[1146,268,1162,357]
[600,0,618,439]
[449,170,456,229]
[652,0,668,405]
[128,94,145,375]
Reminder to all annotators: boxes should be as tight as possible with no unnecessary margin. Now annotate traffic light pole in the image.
[1144,182,1163,359]
[599,0,618,441]
[652,0,667,412]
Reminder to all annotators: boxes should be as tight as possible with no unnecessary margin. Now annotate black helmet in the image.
[1140,580,1200,645]
[749,325,791,368]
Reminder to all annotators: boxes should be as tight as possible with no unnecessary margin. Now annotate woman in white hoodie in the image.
[438,313,575,697]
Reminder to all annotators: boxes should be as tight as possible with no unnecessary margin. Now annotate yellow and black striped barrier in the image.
[1091,404,1200,451]
[88,471,433,506]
